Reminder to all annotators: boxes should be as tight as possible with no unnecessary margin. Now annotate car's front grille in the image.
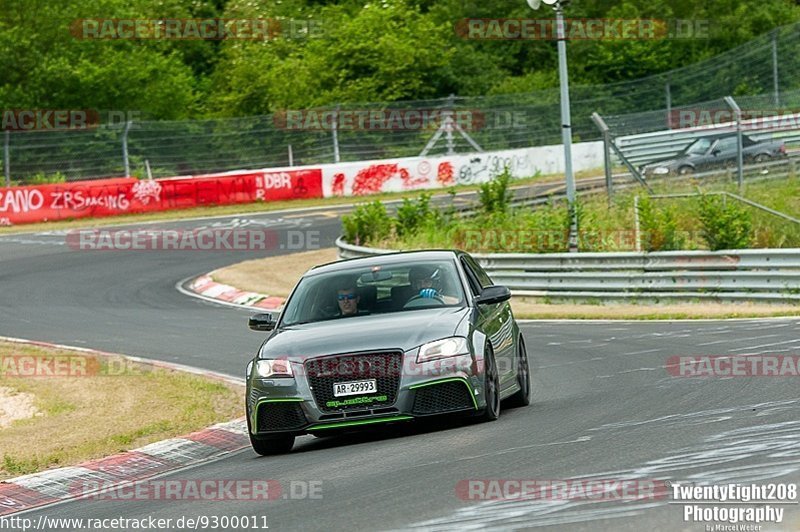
[305,352,403,413]
[256,402,307,432]
[412,380,474,415]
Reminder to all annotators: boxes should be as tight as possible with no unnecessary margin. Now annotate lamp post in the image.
[527,0,577,252]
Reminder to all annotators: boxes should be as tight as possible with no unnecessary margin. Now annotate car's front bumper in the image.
[246,353,483,436]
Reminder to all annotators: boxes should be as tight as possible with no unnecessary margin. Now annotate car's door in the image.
[461,255,516,389]
[693,139,720,170]
[711,136,739,167]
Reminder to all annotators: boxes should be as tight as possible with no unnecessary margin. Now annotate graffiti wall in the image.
[1,140,603,225]
[0,169,322,225]
[320,142,604,197]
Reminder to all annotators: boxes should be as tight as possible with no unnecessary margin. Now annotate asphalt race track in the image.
[2,201,800,531]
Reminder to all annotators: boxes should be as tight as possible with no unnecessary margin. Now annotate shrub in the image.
[341,201,393,246]
[698,194,752,250]
[478,167,513,215]
[25,172,67,185]
[395,192,434,238]
[637,195,685,252]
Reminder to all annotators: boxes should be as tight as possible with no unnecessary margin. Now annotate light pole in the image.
[527,0,577,252]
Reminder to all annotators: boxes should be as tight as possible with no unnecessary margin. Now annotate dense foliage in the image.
[2,0,799,119]
[342,174,800,253]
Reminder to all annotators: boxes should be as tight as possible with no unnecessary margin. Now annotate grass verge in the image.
[211,249,800,319]
[0,340,242,480]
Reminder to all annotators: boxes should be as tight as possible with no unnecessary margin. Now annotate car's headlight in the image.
[417,337,469,363]
[652,167,669,175]
[254,359,293,378]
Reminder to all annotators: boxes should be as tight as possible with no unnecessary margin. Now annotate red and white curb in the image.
[0,337,249,517]
[186,274,285,311]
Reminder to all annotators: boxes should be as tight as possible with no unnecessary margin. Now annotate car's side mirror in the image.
[248,313,276,332]
[712,149,721,156]
[475,285,511,305]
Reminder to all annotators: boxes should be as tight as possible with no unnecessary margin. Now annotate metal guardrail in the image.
[614,118,800,168]
[335,238,800,302]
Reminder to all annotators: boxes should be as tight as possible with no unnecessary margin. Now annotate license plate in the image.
[333,379,377,397]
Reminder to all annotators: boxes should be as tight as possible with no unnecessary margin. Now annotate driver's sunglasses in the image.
[337,293,357,301]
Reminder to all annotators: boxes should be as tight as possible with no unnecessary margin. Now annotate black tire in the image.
[505,338,531,408]
[250,433,295,455]
[480,346,501,421]
[246,400,295,455]
[678,166,694,176]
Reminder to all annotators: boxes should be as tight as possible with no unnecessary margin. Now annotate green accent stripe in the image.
[309,415,413,431]
[409,377,479,410]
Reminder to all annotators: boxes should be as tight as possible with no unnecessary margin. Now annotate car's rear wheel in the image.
[754,154,769,163]
[480,346,500,421]
[505,338,531,408]
[250,433,295,455]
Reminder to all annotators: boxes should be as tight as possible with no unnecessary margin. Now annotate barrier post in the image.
[4,130,9,187]
[122,120,131,177]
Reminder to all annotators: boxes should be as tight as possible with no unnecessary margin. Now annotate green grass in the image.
[376,175,800,252]
[0,341,243,480]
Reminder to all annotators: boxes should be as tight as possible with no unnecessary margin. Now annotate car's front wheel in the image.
[505,338,531,408]
[250,433,295,455]
[480,346,500,421]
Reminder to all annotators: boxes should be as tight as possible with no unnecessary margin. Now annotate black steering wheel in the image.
[403,293,446,308]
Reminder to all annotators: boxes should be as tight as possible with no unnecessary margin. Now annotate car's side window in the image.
[464,256,493,289]
[716,137,738,154]
[460,258,482,296]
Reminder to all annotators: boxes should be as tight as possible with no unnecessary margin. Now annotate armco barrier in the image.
[335,239,800,302]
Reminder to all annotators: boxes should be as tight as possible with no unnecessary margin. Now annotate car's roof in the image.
[692,132,753,141]
[306,249,462,277]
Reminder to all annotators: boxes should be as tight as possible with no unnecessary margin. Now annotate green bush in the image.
[395,192,434,238]
[25,172,67,185]
[341,201,392,246]
[637,195,685,252]
[478,167,513,216]
[698,194,752,250]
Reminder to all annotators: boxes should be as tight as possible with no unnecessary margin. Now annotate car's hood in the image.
[260,307,470,359]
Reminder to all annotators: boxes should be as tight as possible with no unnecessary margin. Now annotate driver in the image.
[408,265,458,304]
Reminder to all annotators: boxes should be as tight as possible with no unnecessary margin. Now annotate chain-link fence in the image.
[3,21,800,185]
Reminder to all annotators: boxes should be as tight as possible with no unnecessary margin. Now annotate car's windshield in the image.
[279,260,466,326]
[684,138,713,155]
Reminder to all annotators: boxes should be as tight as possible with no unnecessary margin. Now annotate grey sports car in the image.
[245,250,531,455]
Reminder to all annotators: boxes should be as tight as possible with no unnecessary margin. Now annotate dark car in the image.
[640,133,786,177]
[244,250,531,455]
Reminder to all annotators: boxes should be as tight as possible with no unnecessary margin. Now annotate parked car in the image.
[244,250,531,455]
[640,133,787,177]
